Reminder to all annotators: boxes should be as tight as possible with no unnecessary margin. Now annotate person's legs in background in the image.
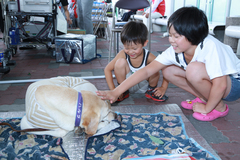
[77,0,94,34]
[77,0,84,30]
[0,2,4,33]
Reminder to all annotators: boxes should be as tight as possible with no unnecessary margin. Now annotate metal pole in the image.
[0,75,114,84]
[148,0,151,51]
[225,0,231,18]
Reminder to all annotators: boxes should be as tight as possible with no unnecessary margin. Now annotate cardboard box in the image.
[67,29,86,35]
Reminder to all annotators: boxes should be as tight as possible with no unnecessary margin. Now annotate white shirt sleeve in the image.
[191,35,240,79]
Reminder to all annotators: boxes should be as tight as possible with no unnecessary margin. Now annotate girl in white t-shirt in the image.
[97,7,240,121]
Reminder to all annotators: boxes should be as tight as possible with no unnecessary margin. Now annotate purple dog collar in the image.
[75,92,83,127]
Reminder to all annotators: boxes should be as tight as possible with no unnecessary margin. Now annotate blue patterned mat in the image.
[0,118,69,160]
[85,112,217,160]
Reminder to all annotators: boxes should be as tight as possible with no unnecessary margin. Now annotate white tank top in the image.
[126,48,149,74]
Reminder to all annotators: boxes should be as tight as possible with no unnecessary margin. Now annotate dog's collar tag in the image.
[75,92,83,127]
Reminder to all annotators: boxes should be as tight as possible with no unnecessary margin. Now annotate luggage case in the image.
[55,34,98,64]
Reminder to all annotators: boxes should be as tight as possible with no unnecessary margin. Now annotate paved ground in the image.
[0,31,240,160]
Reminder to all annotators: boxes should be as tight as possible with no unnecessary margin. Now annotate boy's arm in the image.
[104,50,126,90]
[104,64,115,90]
[153,77,169,97]
[97,60,166,103]
[161,77,169,90]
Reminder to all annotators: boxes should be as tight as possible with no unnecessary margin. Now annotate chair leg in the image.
[113,32,116,57]
[106,24,111,41]
[108,31,113,62]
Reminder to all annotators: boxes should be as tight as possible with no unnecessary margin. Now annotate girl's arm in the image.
[104,65,115,90]
[97,60,166,103]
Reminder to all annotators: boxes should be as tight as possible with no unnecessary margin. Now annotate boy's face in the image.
[123,41,147,59]
[168,26,194,54]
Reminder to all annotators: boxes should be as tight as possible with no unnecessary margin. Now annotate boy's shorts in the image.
[126,72,149,93]
[223,75,240,101]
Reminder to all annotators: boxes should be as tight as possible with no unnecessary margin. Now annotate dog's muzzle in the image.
[114,112,122,122]
[100,110,122,124]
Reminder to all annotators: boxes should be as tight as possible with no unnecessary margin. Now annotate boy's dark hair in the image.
[167,6,209,45]
[121,21,148,46]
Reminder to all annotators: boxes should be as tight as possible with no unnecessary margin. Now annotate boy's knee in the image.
[114,58,128,69]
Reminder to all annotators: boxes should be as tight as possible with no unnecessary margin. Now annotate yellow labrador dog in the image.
[20,76,117,137]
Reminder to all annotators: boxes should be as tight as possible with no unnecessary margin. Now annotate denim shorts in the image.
[223,75,240,101]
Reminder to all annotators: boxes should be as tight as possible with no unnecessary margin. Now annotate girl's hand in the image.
[193,102,207,114]
[153,87,166,98]
[96,90,118,104]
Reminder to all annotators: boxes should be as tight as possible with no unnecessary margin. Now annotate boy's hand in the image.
[96,90,118,104]
[153,87,166,98]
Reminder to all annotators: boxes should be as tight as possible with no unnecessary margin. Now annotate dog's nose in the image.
[114,112,118,119]
[114,112,122,122]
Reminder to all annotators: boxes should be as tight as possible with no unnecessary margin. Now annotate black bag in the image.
[121,10,137,21]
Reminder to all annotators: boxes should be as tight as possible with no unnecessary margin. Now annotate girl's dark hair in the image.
[121,21,148,46]
[167,6,209,45]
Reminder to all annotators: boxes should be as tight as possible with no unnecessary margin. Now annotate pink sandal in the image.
[192,105,229,121]
[181,97,206,110]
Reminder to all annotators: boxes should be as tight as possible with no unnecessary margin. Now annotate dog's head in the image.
[96,100,118,131]
[80,91,118,135]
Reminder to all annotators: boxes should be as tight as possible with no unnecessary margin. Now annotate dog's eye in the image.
[100,120,110,124]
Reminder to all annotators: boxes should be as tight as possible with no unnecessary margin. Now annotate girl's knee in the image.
[162,65,177,79]
[186,62,207,81]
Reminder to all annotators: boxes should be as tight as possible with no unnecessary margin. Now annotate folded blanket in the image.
[0,118,69,160]
[85,112,217,160]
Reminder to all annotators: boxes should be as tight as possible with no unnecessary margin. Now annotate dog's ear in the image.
[82,112,99,135]
[105,100,111,108]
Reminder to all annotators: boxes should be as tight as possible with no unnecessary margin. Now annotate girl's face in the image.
[123,41,147,59]
[168,26,195,55]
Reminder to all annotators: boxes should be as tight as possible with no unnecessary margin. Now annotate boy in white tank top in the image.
[104,21,169,102]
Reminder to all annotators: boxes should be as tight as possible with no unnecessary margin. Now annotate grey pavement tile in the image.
[101,49,109,53]
[81,69,104,76]
[0,104,25,112]
[13,99,25,104]
[2,76,30,81]
[59,63,70,67]
[97,49,103,53]
[48,63,59,69]
[0,84,10,91]
[186,115,230,144]
[69,72,93,77]
[99,52,108,58]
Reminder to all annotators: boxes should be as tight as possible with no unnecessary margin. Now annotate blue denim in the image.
[223,75,240,101]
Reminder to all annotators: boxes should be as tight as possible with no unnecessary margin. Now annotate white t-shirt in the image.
[155,35,240,80]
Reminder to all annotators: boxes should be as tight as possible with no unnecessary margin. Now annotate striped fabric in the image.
[25,76,94,129]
